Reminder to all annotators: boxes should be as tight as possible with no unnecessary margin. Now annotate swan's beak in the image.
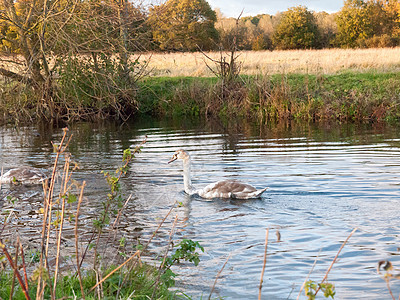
[168,156,177,164]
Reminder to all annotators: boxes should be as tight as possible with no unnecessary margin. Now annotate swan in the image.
[168,150,267,199]
[0,167,48,185]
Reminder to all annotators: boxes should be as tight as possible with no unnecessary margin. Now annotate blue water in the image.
[0,119,399,299]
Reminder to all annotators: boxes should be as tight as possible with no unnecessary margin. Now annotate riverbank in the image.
[0,71,399,125]
[138,72,400,123]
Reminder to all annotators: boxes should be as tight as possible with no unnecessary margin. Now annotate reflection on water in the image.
[1,118,400,299]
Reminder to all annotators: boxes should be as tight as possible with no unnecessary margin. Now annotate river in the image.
[0,117,399,299]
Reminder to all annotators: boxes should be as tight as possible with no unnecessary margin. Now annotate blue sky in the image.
[207,0,344,17]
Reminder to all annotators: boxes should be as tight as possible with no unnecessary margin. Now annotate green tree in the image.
[272,6,321,50]
[148,0,218,51]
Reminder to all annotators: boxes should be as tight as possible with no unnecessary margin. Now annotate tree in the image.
[0,0,148,121]
[258,14,280,36]
[315,11,338,48]
[272,6,321,50]
[148,0,218,51]
[381,0,400,40]
[0,0,72,89]
[335,0,390,47]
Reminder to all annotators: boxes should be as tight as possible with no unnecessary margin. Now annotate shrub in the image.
[55,54,139,121]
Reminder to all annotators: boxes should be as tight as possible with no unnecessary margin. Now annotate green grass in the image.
[137,76,217,115]
[0,263,186,300]
[137,72,400,123]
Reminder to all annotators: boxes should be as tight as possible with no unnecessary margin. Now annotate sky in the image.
[207,0,345,17]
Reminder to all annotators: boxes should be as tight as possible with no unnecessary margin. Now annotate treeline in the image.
[217,0,400,51]
[1,0,400,55]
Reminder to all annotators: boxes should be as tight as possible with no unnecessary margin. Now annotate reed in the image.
[258,228,269,300]
[0,130,202,299]
[141,72,400,123]
[208,254,231,300]
[315,229,358,296]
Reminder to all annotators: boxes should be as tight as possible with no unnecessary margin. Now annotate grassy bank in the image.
[138,72,400,123]
[0,264,176,299]
[0,64,399,124]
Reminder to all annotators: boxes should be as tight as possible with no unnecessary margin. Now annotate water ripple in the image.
[1,121,400,299]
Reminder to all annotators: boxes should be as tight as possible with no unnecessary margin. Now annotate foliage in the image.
[161,239,204,288]
[305,280,336,299]
[51,0,150,54]
[215,1,399,50]
[141,72,400,123]
[54,53,139,121]
[383,0,400,39]
[0,0,147,123]
[336,0,391,47]
[0,264,178,299]
[148,0,218,51]
[272,6,321,50]
[165,239,204,268]
[314,11,338,48]
[252,33,272,50]
[216,15,275,50]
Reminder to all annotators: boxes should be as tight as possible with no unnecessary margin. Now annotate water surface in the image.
[0,119,399,299]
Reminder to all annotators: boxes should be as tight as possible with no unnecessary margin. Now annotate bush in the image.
[361,34,399,48]
[55,53,139,121]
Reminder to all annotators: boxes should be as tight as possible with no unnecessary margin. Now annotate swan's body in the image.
[0,167,48,185]
[168,150,267,199]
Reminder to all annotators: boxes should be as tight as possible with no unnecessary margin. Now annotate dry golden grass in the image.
[139,47,400,77]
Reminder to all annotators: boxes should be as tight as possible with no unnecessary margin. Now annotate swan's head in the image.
[168,149,190,164]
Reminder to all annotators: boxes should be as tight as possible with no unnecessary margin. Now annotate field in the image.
[140,47,400,77]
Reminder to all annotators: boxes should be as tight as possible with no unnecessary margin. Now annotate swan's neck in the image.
[182,157,196,194]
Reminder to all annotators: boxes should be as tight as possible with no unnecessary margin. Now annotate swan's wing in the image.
[1,167,48,184]
[198,180,265,199]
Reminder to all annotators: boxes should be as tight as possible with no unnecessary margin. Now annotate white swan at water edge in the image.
[0,167,48,185]
[168,150,267,199]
